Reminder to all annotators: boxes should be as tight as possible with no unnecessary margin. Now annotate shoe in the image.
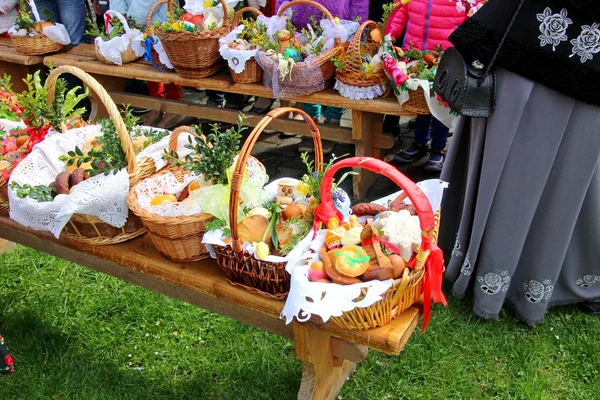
[393,143,430,164]
[156,113,187,130]
[424,150,446,172]
[224,95,250,110]
[206,98,223,107]
[282,113,306,137]
[249,98,275,114]
[407,119,416,129]
[580,299,600,316]
[298,138,335,154]
[139,110,163,126]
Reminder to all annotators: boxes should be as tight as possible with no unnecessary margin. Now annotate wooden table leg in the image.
[352,110,383,201]
[0,238,16,254]
[294,323,368,400]
[1,63,40,93]
[88,74,126,121]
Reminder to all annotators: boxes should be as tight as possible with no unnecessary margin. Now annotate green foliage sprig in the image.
[162,115,246,185]
[9,182,56,202]
[379,2,399,32]
[205,218,230,236]
[15,0,36,32]
[300,153,356,202]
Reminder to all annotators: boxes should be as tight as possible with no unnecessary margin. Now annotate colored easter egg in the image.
[283,48,302,62]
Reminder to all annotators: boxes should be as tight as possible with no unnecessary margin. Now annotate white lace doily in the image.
[153,38,173,69]
[334,80,386,100]
[95,11,144,65]
[219,25,258,73]
[183,0,240,19]
[135,172,202,217]
[280,179,448,324]
[8,125,179,238]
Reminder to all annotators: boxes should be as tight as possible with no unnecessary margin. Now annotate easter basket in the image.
[402,86,430,115]
[128,126,214,262]
[335,20,388,100]
[95,10,144,65]
[156,0,230,79]
[254,0,344,97]
[282,158,447,331]
[9,1,68,55]
[11,33,63,56]
[208,107,324,300]
[221,7,264,84]
[144,0,174,70]
[8,66,171,245]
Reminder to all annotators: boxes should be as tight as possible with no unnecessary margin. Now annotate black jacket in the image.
[450,0,600,106]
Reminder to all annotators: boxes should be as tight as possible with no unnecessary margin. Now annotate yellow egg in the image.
[150,194,177,206]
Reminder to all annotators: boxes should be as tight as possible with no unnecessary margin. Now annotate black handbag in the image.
[433,0,525,118]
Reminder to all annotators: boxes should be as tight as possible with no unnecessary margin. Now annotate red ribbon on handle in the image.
[104,14,112,34]
[420,237,447,332]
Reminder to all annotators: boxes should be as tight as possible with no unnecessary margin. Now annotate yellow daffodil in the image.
[334,16,341,25]
[401,0,412,4]
[296,181,310,196]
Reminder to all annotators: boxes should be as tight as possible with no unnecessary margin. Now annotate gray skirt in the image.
[439,68,600,325]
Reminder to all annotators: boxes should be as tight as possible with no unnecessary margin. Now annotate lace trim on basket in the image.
[334,80,385,100]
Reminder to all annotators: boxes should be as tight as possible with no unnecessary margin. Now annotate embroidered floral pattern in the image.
[461,252,473,276]
[524,279,554,304]
[478,271,510,295]
[537,7,573,51]
[451,233,463,258]
[570,23,600,63]
[576,275,600,289]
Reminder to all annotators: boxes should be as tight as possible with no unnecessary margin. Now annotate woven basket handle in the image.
[229,107,323,253]
[346,20,379,71]
[317,157,436,250]
[231,6,264,28]
[46,66,137,175]
[277,0,341,46]
[104,10,133,35]
[168,125,207,155]
[146,0,169,34]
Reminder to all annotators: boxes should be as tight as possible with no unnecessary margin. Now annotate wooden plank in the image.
[0,45,44,65]
[44,46,414,118]
[0,62,40,93]
[108,91,395,149]
[0,217,420,355]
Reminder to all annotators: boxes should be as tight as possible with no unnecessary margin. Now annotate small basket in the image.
[255,0,342,95]
[228,7,264,84]
[95,11,141,65]
[45,66,157,245]
[402,86,431,115]
[128,126,214,262]
[156,0,230,79]
[336,20,387,92]
[212,107,324,300]
[313,157,441,330]
[145,0,173,70]
[11,33,63,56]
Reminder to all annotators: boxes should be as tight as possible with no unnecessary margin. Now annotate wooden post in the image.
[294,323,367,400]
[352,110,383,201]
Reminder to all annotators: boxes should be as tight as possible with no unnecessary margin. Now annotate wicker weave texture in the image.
[11,34,63,56]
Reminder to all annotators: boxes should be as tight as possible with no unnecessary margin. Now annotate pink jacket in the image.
[385,0,483,51]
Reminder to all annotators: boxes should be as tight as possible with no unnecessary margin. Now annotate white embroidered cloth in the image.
[280,179,448,324]
[219,25,258,73]
[334,80,386,100]
[95,11,144,65]
[8,125,175,238]
[183,0,241,18]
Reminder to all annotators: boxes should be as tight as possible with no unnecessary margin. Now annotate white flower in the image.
[570,23,600,63]
[537,7,573,51]
[455,1,466,13]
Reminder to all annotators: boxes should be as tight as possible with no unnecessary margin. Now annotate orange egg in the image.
[150,194,177,206]
[282,204,303,220]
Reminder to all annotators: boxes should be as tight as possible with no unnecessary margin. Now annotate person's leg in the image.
[424,117,449,172]
[56,0,86,45]
[148,82,165,98]
[35,0,61,24]
[324,107,344,123]
[301,103,321,120]
[164,83,182,101]
[393,114,432,164]
[223,93,248,110]
[206,90,223,107]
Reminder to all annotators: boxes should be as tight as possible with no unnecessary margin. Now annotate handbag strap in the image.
[481,0,526,77]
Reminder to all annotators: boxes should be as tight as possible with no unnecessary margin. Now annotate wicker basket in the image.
[95,11,141,65]
[402,86,431,115]
[155,0,230,79]
[312,157,441,330]
[128,126,214,262]
[212,107,324,300]
[45,66,157,245]
[227,7,264,84]
[255,0,342,94]
[11,33,63,56]
[336,20,387,92]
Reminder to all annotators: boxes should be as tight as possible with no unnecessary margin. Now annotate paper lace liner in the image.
[95,32,145,65]
[8,23,71,45]
[334,80,386,100]
[280,179,448,324]
[8,125,179,238]
[219,25,258,73]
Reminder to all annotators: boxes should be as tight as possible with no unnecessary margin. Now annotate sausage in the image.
[352,203,387,217]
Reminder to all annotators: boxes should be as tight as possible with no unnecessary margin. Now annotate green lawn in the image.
[0,246,598,400]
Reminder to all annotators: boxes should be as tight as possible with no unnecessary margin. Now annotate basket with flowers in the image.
[86,10,145,65]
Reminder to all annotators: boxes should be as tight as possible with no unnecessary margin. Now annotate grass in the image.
[0,246,599,400]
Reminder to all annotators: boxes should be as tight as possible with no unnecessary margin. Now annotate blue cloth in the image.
[301,104,344,122]
[413,114,449,151]
[35,0,86,45]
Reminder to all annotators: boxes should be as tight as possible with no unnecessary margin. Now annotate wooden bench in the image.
[44,44,414,200]
[0,216,420,399]
[0,37,44,93]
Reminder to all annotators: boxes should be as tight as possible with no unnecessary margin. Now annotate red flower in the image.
[4,353,14,366]
[2,136,18,155]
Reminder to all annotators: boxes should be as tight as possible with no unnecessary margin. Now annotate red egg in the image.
[189,14,205,27]
[181,12,194,21]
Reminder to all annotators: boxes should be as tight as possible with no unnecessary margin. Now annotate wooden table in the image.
[0,216,420,399]
[0,37,44,93]
[43,45,414,200]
